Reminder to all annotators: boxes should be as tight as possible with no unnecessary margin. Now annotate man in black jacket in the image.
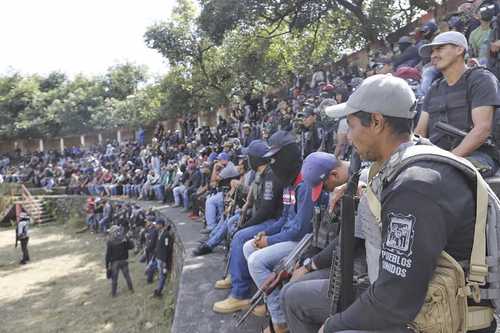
[105,225,134,297]
[152,220,173,298]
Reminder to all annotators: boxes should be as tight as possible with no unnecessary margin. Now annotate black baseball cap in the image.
[263,130,296,158]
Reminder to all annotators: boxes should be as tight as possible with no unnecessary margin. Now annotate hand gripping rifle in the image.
[234,233,313,327]
[328,151,362,315]
[434,121,496,150]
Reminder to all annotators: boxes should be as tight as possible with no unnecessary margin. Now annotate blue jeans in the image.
[205,192,224,230]
[98,216,111,233]
[146,258,157,283]
[173,185,185,206]
[229,219,277,299]
[156,259,167,294]
[468,151,499,177]
[207,212,240,249]
[246,240,298,324]
[153,185,165,201]
[182,188,190,209]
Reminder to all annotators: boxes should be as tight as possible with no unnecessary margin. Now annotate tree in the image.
[198,0,435,47]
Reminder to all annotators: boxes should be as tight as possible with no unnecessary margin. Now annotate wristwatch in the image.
[303,258,314,272]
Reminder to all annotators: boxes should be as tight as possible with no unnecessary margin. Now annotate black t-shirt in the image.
[423,68,500,151]
[325,160,495,332]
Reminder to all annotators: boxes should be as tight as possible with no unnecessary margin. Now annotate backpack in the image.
[365,143,499,332]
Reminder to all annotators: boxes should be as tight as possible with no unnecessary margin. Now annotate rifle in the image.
[434,121,496,150]
[221,189,242,280]
[328,151,362,314]
[234,233,313,327]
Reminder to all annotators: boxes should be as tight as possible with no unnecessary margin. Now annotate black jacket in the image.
[155,229,173,264]
[105,239,134,267]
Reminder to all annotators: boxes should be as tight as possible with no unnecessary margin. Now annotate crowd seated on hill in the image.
[3,1,500,330]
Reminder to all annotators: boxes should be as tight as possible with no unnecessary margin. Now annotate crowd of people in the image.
[6,0,500,331]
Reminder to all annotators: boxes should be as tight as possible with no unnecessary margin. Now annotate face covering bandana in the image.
[270,143,302,186]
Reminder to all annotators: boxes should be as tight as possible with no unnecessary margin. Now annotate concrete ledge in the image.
[152,206,265,333]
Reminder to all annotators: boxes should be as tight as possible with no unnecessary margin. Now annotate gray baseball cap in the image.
[418,31,468,58]
[325,74,416,119]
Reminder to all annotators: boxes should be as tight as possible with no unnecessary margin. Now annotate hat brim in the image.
[418,41,448,58]
[324,102,359,119]
[263,146,282,158]
[311,183,323,202]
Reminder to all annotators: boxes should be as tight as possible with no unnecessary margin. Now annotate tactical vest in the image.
[427,67,500,157]
[365,141,499,332]
[251,165,271,217]
[311,195,338,250]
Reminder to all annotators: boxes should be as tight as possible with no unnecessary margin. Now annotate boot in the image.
[214,275,232,289]
[213,296,250,314]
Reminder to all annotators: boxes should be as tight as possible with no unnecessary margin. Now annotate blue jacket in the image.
[264,179,314,246]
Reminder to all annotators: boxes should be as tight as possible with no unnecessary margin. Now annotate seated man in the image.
[193,140,283,256]
[246,152,348,333]
[318,74,495,332]
[212,131,309,316]
[201,153,231,233]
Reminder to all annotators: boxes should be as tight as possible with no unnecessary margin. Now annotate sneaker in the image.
[150,290,162,298]
[213,297,250,314]
[214,275,232,289]
[192,243,212,256]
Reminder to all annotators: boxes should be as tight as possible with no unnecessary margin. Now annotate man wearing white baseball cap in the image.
[415,31,500,177]
[320,74,494,332]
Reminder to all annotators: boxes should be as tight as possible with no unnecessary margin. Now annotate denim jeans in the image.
[205,192,224,230]
[246,240,298,324]
[229,219,277,299]
[182,188,190,209]
[173,185,186,206]
[146,258,157,283]
[467,151,499,177]
[156,259,168,294]
[153,185,165,202]
[206,212,240,249]
[98,216,111,233]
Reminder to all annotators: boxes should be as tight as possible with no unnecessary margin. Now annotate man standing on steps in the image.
[16,211,30,265]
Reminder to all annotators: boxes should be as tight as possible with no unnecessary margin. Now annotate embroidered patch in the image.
[384,213,415,257]
[263,181,273,200]
[282,188,296,206]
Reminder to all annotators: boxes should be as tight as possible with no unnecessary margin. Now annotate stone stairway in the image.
[14,197,55,224]
[10,184,56,224]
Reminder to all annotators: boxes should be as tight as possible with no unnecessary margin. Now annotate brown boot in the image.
[213,296,250,314]
[214,275,232,289]
[262,323,289,333]
[252,304,267,317]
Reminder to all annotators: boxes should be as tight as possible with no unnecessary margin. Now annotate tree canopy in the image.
[0,63,163,139]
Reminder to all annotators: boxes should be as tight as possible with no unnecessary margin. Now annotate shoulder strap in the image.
[367,145,489,289]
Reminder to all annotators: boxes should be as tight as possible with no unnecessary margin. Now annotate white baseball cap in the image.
[418,31,468,58]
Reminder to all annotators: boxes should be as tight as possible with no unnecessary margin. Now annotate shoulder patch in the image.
[383,213,415,257]
[381,213,415,278]
[263,181,273,200]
